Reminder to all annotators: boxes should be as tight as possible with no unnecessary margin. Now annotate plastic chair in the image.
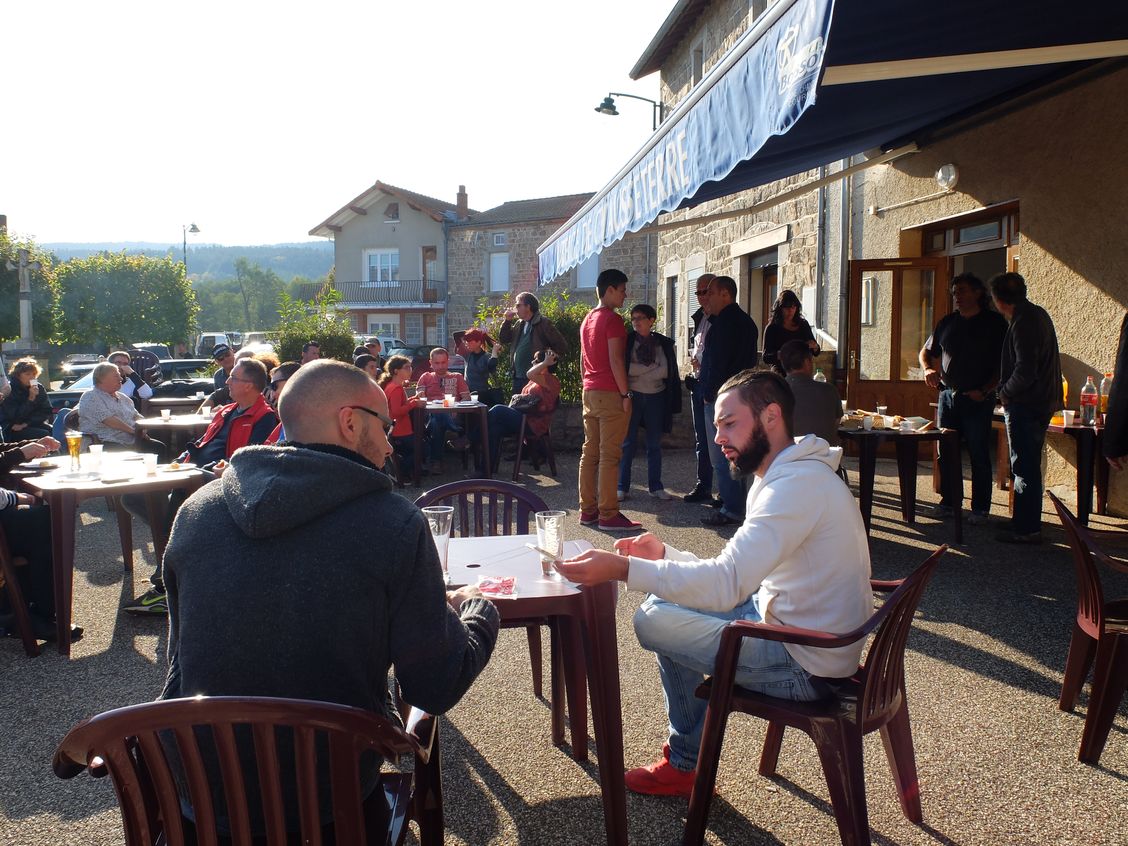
[1049,491,1128,765]
[684,545,947,846]
[414,480,580,749]
[494,416,557,481]
[53,695,442,846]
[0,522,39,657]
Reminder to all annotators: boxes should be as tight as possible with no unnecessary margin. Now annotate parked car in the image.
[49,358,214,416]
[193,332,231,357]
[130,342,173,359]
[354,334,408,352]
[386,345,466,379]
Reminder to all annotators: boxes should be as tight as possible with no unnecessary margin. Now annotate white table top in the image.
[18,452,205,492]
[447,534,592,598]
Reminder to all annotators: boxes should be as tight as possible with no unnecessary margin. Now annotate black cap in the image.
[212,344,232,360]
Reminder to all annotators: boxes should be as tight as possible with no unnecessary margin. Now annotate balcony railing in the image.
[332,280,447,305]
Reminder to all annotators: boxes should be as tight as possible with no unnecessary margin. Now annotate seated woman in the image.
[377,355,426,476]
[1,357,53,441]
[487,350,561,474]
[0,435,84,642]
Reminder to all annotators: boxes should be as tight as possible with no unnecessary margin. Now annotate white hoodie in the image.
[627,435,872,678]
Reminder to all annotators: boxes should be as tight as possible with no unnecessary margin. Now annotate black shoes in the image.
[701,512,740,527]
[683,485,714,503]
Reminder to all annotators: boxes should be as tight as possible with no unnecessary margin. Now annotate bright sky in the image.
[6,1,675,247]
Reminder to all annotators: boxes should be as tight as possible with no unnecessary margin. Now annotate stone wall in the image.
[446,221,656,335]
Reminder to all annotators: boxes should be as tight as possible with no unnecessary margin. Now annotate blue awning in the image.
[538,0,1128,281]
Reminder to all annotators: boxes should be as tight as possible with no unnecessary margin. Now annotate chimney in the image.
[456,185,468,220]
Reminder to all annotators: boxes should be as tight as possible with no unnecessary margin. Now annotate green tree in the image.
[274,287,355,362]
[234,258,284,329]
[54,252,199,349]
[0,230,58,342]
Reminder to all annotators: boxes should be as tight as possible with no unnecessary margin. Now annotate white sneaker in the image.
[650,489,672,500]
[617,489,629,501]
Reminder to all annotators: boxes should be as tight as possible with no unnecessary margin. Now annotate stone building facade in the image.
[624,1,1128,513]
[447,194,657,336]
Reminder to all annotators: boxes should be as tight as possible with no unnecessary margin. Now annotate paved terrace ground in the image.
[2,449,1127,845]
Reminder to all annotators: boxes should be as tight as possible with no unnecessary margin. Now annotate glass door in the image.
[847,258,949,417]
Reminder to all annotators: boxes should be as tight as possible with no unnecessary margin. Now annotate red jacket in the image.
[186,395,277,461]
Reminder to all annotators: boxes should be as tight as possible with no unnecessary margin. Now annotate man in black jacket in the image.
[683,274,716,503]
[697,275,759,526]
[161,360,499,835]
[990,272,1062,544]
[1105,313,1128,470]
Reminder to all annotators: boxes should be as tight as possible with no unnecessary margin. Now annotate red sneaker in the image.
[625,752,697,797]
[598,512,643,532]
[579,509,599,526]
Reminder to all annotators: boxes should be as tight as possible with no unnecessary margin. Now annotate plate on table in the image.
[455,400,480,407]
[55,471,101,483]
[34,459,60,470]
[99,471,135,484]
[157,463,198,473]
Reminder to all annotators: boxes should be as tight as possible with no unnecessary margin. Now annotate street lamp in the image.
[595,93,666,131]
[182,223,200,276]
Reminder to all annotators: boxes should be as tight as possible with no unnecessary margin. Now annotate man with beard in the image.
[556,369,871,797]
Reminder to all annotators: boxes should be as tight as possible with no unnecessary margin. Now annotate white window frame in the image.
[489,252,510,292]
[405,313,424,344]
[367,318,399,337]
[576,253,599,289]
[493,232,508,247]
[362,249,400,287]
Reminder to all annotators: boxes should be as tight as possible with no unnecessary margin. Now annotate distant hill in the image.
[43,241,334,282]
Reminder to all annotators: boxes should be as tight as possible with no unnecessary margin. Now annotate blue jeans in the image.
[689,381,713,491]
[937,389,996,514]
[426,412,462,461]
[1004,404,1052,535]
[487,405,524,472]
[633,595,825,771]
[704,404,746,519]
[618,391,665,492]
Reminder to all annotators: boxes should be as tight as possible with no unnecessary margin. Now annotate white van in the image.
[194,332,230,357]
[355,334,408,353]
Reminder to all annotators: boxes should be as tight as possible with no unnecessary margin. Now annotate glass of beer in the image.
[65,430,83,471]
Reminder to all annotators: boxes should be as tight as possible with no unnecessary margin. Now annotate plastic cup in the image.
[443,393,455,408]
[142,453,158,475]
[862,415,874,431]
[160,408,171,420]
[876,405,888,417]
[899,420,915,432]
[87,443,103,470]
[1062,409,1076,426]
[195,391,205,399]
[470,393,479,404]
[841,399,848,414]
[535,510,566,577]
[422,506,454,581]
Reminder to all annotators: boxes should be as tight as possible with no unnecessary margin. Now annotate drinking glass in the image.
[65,430,82,471]
[142,453,158,475]
[88,443,103,470]
[422,506,455,582]
[535,510,567,577]
[160,408,171,420]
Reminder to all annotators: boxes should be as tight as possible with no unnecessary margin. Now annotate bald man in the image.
[159,359,499,835]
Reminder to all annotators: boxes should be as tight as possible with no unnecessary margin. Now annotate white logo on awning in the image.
[777,26,824,95]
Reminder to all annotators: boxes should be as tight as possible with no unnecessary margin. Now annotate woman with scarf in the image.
[617,303,681,501]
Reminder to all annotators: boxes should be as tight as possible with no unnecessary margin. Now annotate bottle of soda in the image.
[1099,372,1112,418]
[813,367,827,383]
[1080,376,1098,425]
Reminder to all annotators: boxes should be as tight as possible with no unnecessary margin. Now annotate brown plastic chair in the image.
[684,545,947,846]
[53,695,442,846]
[0,521,39,657]
[413,480,579,748]
[1049,491,1128,765]
[511,416,557,482]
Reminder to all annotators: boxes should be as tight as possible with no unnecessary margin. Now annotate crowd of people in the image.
[2,267,1126,838]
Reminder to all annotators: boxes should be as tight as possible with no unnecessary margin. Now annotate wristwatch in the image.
[620,392,632,399]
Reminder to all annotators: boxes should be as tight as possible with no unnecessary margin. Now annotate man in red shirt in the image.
[579,269,642,531]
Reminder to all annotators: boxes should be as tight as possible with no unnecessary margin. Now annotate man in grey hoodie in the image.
[161,359,499,834]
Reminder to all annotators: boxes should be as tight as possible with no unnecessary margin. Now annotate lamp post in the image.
[595,93,666,131]
[182,223,200,276]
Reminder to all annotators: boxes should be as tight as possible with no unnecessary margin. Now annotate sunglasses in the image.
[342,405,395,435]
[695,289,711,296]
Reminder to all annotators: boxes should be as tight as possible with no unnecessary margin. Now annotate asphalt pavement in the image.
[2,448,1126,845]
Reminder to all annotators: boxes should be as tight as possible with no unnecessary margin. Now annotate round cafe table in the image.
[135,413,213,457]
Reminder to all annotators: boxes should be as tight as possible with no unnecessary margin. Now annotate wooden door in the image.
[846,257,949,417]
